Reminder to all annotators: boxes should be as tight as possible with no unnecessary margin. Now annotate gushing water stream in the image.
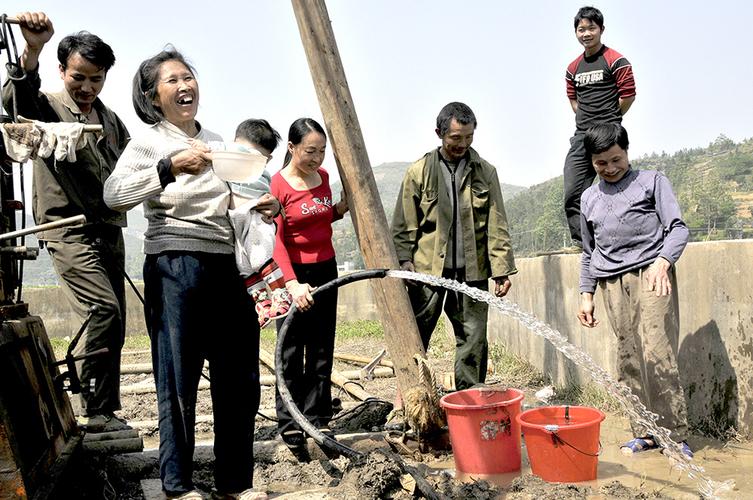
[387,270,735,499]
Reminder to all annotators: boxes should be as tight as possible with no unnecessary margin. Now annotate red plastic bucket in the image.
[440,388,524,475]
[517,405,605,482]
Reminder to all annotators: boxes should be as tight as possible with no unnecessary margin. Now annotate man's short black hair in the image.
[235,119,281,153]
[58,32,115,71]
[584,122,630,155]
[574,6,604,30]
[436,102,477,137]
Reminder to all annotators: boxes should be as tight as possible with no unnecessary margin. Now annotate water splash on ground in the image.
[386,270,735,499]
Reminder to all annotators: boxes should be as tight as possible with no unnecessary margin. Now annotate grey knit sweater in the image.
[579,168,689,293]
[103,121,234,255]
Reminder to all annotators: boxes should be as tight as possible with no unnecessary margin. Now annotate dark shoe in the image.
[281,429,305,447]
[78,413,131,433]
[281,430,310,462]
[315,426,341,459]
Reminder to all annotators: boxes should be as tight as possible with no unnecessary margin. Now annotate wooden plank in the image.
[330,368,373,401]
[82,437,143,454]
[290,0,429,401]
[0,317,80,498]
[334,352,394,368]
[128,402,363,431]
[82,429,140,442]
[26,317,78,438]
[120,367,394,395]
[29,435,81,500]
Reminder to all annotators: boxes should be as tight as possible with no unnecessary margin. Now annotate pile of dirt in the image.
[336,452,404,498]
[257,457,345,489]
[427,470,500,499]
[506,475,673,499]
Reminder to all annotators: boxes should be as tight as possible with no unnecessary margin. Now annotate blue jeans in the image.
[144,252,260,495]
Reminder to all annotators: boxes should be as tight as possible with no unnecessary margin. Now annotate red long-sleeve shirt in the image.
[270,168,338,282]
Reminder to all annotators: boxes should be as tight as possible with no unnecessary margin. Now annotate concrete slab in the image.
[140,478,163,500]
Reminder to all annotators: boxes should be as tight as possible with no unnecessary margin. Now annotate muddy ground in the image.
[58,328,745,499]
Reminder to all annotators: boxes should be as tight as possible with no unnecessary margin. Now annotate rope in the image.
[549,432,602,457]
[1,14,26,81]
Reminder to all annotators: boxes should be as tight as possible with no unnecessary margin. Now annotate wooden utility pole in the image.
[291,0,427,396]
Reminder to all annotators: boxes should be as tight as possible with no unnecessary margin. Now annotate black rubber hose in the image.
[275,267,448,499]
[275,268,388,458]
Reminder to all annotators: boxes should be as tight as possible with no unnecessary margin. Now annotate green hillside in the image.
[506,134,753,256]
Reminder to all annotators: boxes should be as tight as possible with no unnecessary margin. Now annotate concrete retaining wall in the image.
[488,240,753,438]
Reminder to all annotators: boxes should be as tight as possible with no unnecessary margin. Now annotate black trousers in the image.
[275,258,338,434]
[563,131,596,245]
[407,268,490,390]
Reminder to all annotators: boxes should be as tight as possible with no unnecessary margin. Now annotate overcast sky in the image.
[2,0,752,188]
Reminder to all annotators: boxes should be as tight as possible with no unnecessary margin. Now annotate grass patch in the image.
[259,319,385,351]
[488,343,548,389]
[49,337,71,360]
[336,320,384,340]
[50,335,151,360]
[124,335,151,351]
[552,382,624,414]
[426,316,451,351]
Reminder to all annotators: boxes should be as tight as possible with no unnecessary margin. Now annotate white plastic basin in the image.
[211,150,266,183]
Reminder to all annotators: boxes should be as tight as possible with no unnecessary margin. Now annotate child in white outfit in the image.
[213,119,292,328]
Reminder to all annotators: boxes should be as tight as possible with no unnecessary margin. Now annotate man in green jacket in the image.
[3,12,130,432]
[392,101,517,390]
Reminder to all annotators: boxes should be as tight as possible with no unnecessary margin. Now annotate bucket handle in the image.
[549,432,602,457]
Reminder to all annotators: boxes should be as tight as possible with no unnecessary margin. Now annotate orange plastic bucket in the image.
[517,405,605,482]
[440,388,524,475]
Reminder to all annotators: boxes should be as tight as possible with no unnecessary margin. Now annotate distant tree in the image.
[533,182,568,251]
[709,134,735,154]
[679,170,737,240]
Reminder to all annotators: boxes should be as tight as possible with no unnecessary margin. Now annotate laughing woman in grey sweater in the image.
[104,49,274,500]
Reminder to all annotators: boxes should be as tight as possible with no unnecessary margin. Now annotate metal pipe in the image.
[16,115,103,133]
[0,246,38,259]
[0,214,86,241]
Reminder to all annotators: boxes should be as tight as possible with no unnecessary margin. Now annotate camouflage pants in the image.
[599,266,689,442]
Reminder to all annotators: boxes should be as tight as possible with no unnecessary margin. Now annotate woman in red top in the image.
[270,118,348,451]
